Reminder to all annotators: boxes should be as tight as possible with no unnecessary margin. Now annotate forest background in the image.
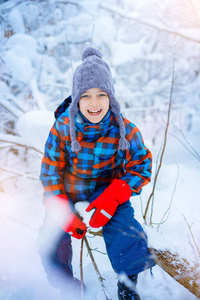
[0,0,200,299]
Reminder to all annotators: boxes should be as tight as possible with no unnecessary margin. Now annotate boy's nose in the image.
[90,96,99,105]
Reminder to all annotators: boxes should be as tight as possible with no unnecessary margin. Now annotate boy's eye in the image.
[81,94,89,98]
[99,93,107,97]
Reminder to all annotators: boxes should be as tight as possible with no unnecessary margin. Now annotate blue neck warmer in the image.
[75,110,115,141]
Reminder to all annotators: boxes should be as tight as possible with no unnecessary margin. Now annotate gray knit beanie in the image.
[69,46,130,152]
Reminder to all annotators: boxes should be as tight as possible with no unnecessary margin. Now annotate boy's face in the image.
[79,88,110,123]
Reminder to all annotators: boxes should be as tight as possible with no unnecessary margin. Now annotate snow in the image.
[0,0,200,299]
[17,110,54,152]
[5,34,37,62]
[112,40,146,66]
[3,47,33,83]
[7,7,24,34]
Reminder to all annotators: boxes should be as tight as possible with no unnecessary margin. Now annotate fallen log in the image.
[89,229,200,298]
[150,248,200,299]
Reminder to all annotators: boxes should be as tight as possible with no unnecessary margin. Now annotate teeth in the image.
[88,110,101,113]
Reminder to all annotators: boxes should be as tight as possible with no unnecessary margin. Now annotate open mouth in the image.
[87,109,102,116]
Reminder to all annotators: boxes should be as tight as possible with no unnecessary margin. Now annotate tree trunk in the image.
[149,248,200,298]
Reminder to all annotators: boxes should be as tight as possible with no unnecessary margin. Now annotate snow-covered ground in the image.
[0,0,200,299]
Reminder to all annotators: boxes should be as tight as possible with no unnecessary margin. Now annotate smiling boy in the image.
[39,46,155,300]
[79,88,109,123]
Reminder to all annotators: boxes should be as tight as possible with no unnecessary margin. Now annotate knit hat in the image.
[69,46,130,152]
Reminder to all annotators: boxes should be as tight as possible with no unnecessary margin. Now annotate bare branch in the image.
[63,22,74,76]
[0,167,39,181]
[0,138,44,155]
[182,214,200,259]
[88,246,107,255]
[157,164,180,231]
[88,229,103,237]
[1,95,25,114]
[30,79,47,110]
[172,126,200,161]
[143,40,176,224]
[80,238,84,300]
[83,236,112,300]
[146,143,162,224]
[37,40,47,85]
[0,100,20,118]
[0,174,15,184]
[90,21,95,45]
[179,130,200,159]
[55,1,80,5]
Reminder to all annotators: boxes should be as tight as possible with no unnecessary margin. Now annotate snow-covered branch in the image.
[0,99,22,118]
[0,166,39,181]
[0,133,44,155]
[99,4,200,43]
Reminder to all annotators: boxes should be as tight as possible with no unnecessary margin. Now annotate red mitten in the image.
[85,179,132,228]
[62,211,87,239]
[45,194,87,239]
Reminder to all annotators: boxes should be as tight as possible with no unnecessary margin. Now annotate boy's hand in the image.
[62,211,87,239]
[45,195,87,239]
[86,179,131,228]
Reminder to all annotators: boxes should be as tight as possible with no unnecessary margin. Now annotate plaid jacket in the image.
[40,108,152,202]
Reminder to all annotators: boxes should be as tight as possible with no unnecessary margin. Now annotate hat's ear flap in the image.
[69,116,81,152]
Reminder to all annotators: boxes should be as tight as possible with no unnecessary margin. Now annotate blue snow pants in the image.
[37,186,155,292]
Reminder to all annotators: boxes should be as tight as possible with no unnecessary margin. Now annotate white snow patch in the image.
[17,110,54,152]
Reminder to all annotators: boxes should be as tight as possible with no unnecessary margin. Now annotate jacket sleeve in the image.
[39,120,68,204]
[120,124,152,196]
